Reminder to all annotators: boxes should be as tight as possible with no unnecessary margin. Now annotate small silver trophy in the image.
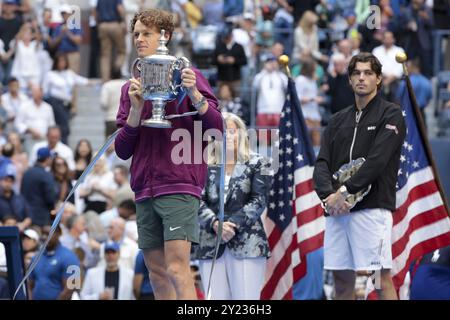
[131,30,191,128]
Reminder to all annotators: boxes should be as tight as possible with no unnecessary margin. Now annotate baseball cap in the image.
[60,4,73,14]
[3,0,18,5]
[263,53,277,62]
[0,163,16,180]
[104,242,120,253]
[243,12,255,21]
[24,229,40,242]
[37,147,52,161]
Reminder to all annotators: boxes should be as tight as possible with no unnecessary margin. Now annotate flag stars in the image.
[269,189,275,196]
[285,134,292,141]
[398,169,402,176]
[286,121,292,128]
[279,189,284,195]
[293,138,299,145]
[403,141,408,148]
[279,213,285,221]
[278,201,285,208]
[296,154,303,162]
[412,161,419,168]
[286,147,293,155]
[407,144,413,152]
[287,174,293,181]
[269,202,276,210]
[288,186,293,193]
[400,155,406,162]
[402,111,407,117]
[286,160,293,167]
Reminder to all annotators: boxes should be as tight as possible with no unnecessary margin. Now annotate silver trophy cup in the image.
[131,29,190,128]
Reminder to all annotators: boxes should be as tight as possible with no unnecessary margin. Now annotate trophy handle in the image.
[130,58,142,79]
[171,57,191,95]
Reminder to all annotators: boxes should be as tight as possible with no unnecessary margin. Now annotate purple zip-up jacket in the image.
[115,68,223,201]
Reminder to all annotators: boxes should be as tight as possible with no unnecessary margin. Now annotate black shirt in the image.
[104,270,119,300]
[0,16,23,51]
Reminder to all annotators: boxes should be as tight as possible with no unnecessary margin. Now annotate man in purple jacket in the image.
[115,9,223,300]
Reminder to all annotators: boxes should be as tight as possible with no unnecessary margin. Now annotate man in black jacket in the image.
[313,52,406,300]
[21,147,58,227]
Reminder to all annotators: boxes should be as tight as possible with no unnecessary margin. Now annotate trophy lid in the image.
[156,29,169,55]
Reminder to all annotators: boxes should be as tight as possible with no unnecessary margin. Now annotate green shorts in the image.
[135,194,200,250]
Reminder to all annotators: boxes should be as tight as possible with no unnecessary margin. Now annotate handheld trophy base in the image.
[141,98,172,128]
[141,118,172,128]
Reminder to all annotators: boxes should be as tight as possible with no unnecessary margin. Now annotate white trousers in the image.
[199,247,266,300]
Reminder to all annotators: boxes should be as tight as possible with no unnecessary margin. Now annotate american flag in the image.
[261,79,325,299]
[368,76,450,299]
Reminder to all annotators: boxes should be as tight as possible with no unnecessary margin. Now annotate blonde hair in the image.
[208,112,250,165]
[299,10,318,34]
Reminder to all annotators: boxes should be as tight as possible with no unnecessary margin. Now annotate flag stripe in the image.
[392,205,448,258]
[296,203,323,227]
[297,215,325,244]
[298,231,325,257]
[392,231,450,288]
[393,191,445,243]
[393,179,440,225]
[395,167,434,209]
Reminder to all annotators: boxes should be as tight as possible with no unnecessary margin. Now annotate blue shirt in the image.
[292,248,324,300]
[51,23,83,53]
[96,0,123,23]
[134,250,153,295]
[396,73,432,109]
[30,243,80,300]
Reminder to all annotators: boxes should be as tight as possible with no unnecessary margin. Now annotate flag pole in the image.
[396,53,450,214]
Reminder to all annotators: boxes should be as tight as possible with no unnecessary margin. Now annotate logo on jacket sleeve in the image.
[385,124,398,134]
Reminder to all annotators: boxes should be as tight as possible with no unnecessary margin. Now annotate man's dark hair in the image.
[66,214,82,230]
[114,165,129,177]
[118,199,136,212]
[7,77,19,85]
[348,52,383,89]
[130,9,174,42]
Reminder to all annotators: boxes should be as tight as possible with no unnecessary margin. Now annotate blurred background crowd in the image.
[0,0,449,300]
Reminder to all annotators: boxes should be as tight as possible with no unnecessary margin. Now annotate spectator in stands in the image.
[217,83,248,125]
[14,85,55,153]
[42,54,90,142]
[0,0,23,86]
[95,0,126,82]
[47,4,83,73]
[99,217,138,270]
[133,249,154,299]
[293,10,328,65]
[29,126,75,171]
[74,139,93,180]
[255,5,274,51]
[396,58,432,126]
[1,77,29,129]
[21,147,57,227]
[372,31,404,101]
[112,165,134,207]
[100,70,127,139]
[193,112,271,299]
[10,22,42,92]
[273,2,294,57]
[50,156,74,205]
[0,163,31,231]
[28,225,80,300]
[7,132,28,190]
[295,58,323,150]
[253,53,288,146]
[326,52,354,114]
[232,13,256,90]
[81,242,135,300]
[60,214,101,270]
[213,25,247,97]
[396,0,434,78]
[202,0,224,28]
[79,155,117,214]
[21,228,40,254]
[117,199,138,243]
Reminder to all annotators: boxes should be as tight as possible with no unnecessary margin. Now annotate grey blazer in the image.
[192,154,272,260]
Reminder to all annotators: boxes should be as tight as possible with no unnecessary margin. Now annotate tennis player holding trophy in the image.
[114,8,223,300]
[313,52,406,300]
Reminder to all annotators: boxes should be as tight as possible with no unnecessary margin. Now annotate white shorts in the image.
[324,208,393,271]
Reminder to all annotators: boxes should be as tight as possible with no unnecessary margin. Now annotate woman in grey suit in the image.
[192,112,272,299]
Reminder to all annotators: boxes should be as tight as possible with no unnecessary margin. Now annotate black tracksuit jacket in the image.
[313,94,406,212]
